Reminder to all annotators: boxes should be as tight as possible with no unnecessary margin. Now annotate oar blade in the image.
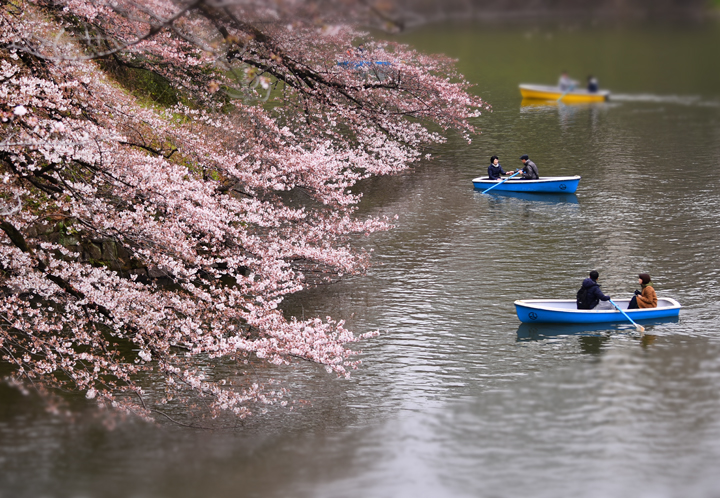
[609,299,645,334]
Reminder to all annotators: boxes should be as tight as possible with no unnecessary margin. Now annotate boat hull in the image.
[472,176,581,193]
[514,298,681,324]
[519,84,610,103]
[337,61,392,69]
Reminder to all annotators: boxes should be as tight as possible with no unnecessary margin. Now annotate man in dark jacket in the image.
[578,270,612,310]
[517,154,539,180]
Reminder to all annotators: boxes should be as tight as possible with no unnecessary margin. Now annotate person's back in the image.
[577,278,599,309]
[637,284,657,308]
[577,271,611,310]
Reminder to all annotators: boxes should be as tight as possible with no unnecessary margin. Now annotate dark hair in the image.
[638,273,651,285]
[490,155,499,163]
[589,270,599,280]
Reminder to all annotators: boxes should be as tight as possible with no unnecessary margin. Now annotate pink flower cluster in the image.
[0,0,486,422]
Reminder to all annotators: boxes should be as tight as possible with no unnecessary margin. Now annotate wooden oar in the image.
[609,299,645,333]
[482,171,521,194]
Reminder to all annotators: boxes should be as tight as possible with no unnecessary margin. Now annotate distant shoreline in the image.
[375,1,714,30]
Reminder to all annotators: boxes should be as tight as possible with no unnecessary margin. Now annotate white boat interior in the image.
[515,298,681,311]
[520,84,611,97]
[472,175,580,183]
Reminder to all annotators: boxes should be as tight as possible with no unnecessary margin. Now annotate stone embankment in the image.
[384,0,709,28]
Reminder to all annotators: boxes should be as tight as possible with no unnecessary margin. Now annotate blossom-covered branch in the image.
[0,0,486,422]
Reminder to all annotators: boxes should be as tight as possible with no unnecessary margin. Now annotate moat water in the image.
[2,21,720,498]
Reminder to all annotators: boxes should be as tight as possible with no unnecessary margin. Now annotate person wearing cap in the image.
[512,155,539,180]
[628,273,657,309]
[487,155,509,181]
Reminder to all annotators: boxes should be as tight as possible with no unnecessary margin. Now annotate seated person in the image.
[587,75,599,93]
[487,155,507,180]
[577,270,612,310]
[558,71,576,91]
[512,154,539,180]
[628,273,657,309]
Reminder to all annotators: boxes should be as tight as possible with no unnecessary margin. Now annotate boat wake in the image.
[611,93,720,107]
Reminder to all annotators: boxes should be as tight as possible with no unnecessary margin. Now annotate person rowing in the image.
[508,154,539,180]
[558,71,577,92]
[577,270,612,310]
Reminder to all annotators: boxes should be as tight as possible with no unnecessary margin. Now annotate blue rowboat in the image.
[514,298,681,324]
[472,176,581,193]
[337,61,392,69]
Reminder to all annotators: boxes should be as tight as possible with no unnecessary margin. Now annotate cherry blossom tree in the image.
[0,0,485,423]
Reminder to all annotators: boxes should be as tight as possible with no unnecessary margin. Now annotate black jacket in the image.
[580,278,610,309]
[487,163,506,180]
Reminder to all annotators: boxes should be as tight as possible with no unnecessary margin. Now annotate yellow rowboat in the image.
[519,84,610,103]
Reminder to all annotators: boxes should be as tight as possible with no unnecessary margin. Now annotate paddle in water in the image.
[482,171,521,194]
[557,80,576,103]
[609,299,645,333]
[557,87,571,102]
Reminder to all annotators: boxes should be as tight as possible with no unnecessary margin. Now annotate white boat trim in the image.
[519,84,611,98]
[472,175,581,184]
[514,298,681,312]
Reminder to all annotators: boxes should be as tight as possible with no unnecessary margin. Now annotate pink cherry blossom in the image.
[0,0,486,423]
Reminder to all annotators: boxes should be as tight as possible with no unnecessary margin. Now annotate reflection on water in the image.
[517,321,623,339]
[413,333,720,498]
[2,22,720,498]
[516,316,681,341]
[520,98,612,109]
[480,190,579,204]
[520,94,720,109]
[612,93,720,107]
[520,99,618,130]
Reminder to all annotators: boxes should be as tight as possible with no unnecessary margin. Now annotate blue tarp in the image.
[337,61,392,69]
